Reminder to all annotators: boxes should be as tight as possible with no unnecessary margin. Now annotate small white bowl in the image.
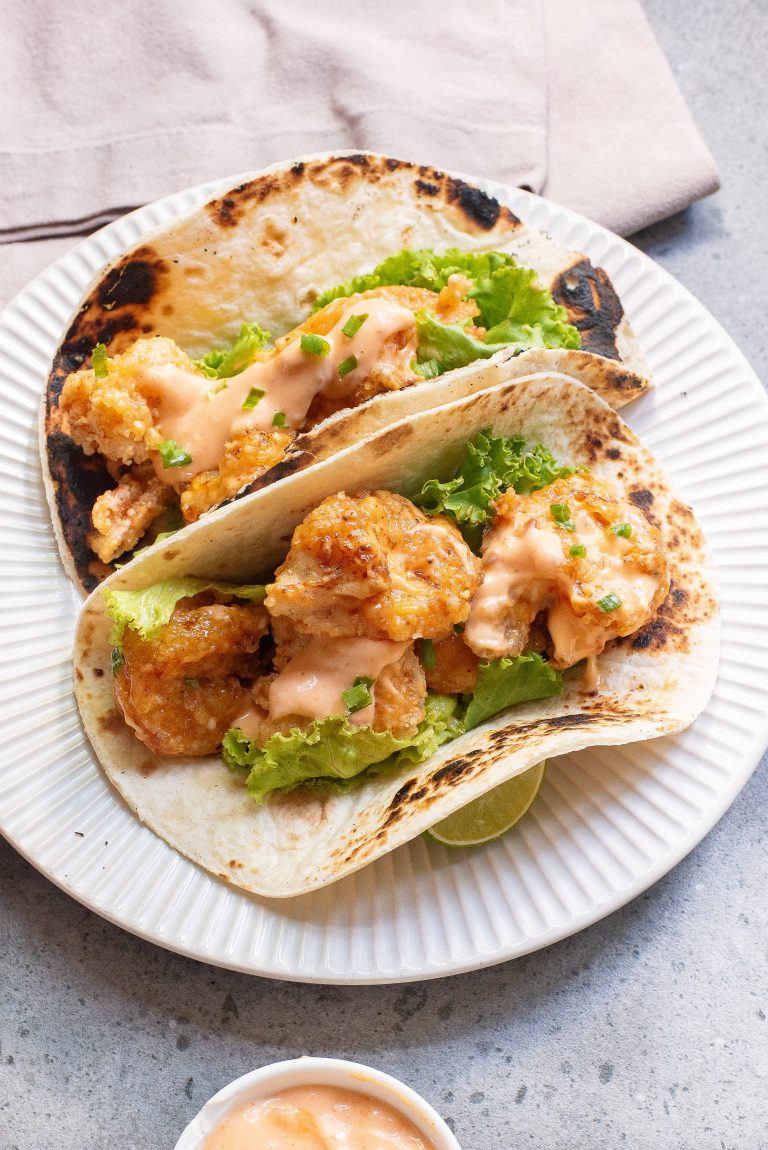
[174,1056,461,1149]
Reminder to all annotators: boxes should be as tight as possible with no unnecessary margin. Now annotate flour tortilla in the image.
[73,370,718,898]
[42,150,648,592]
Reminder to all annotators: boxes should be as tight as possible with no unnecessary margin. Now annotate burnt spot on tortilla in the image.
[45,430,114,591]
[606,447,622,460]
[416,179,439,196]
[98,711,124,735]
[630,485,653,512]
[444,178,503,230]
[227,451,312,504]
[75,667,84,682]
[228,859,244,869]
[551,259,623,360]
[92,667,104,678]
[97,251,168,309]
[162,548,180,561]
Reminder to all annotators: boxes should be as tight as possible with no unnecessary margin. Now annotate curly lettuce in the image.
[312,248,580,375]
[464,653,563,730]
[415,428,578,551]
[193,322,271,380]
[104,578,266,644]
[222,693,464,803]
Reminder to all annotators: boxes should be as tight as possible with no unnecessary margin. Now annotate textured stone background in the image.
[2,2,767,1147]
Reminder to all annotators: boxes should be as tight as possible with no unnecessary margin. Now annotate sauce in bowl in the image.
[203,1084,439,1150]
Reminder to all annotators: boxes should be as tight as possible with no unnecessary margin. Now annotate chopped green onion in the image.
[157,439,192,468]
[597,593,622,613]
[341,676,375,713]
[341,313,368,338]
[610,522,633,539]
[242,387,265,410]
[453,622,465,635]
[272,411,286,428]
[111,646,124,674]
[92,343,109,378]
[184,677,200,689]
[550,503,576,532]
[420,638,437,669]
[300,332,331,357]
[569,543,587,558]
[338,355,358,377]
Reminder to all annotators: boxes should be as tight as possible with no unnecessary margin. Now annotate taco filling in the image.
[104,430,669,804]
[59,250,580,565]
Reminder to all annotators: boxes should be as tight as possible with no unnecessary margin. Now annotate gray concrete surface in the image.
[2,2,767,1147]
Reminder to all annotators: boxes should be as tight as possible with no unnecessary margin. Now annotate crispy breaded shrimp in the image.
[88,465,176,563]
[266,490,481,642]
[114,596,268,756]
[59,336,196,465]
[465,473,669,668]
[423,632,480,695]
[180,426,293,522]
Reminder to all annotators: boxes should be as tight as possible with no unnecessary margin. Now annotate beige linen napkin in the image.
[0,0,718,306]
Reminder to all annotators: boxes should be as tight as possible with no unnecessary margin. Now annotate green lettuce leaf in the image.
[193,322,271,379]
[464,653,563,731]
[222,693,466,803]
[415,428,577,550]
[225,717,414,804]
[105,579,267,644]
[312,248,580,373]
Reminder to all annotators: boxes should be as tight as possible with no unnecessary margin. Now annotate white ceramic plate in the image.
[1,172,767,984]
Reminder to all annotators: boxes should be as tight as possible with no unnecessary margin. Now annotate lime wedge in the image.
[425,762,545,847]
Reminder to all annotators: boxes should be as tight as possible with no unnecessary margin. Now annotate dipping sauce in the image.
[203,1084,439,1150]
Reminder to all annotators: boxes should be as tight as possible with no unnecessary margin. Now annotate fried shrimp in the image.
[59,336,195,465]
[113,596,269,755]
[423,631,480,694]
[465,473,669,667]
[266,490,481,642]
[88,465,176,563]
[180,426,293,522]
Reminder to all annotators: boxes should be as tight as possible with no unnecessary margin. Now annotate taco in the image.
[73,368,719,898]
[43,151,650,593]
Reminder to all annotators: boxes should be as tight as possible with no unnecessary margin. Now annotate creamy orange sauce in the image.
[269,637,410,724]
[466,506,662,668]
[465,522,564,658]
[202,1085,438,1150]
[141,298,416,485]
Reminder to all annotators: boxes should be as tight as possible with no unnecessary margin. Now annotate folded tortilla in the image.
[73,368,719,898]
[42,151,649,592]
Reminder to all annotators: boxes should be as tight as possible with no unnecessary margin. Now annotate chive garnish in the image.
[550,503,576,532]
[111,646,124,674]
[341,313,368,338]
[157,439,192,468]
[300,332,331,357]
[92,343,109,379]
[597,593,622,613]
[342,676,375,713]
[420,639,437,669]
[338,355,358,377]
[610,522,633,539]
[570,544,587,558]
[272,412,286,427]
[242,387,265,410]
